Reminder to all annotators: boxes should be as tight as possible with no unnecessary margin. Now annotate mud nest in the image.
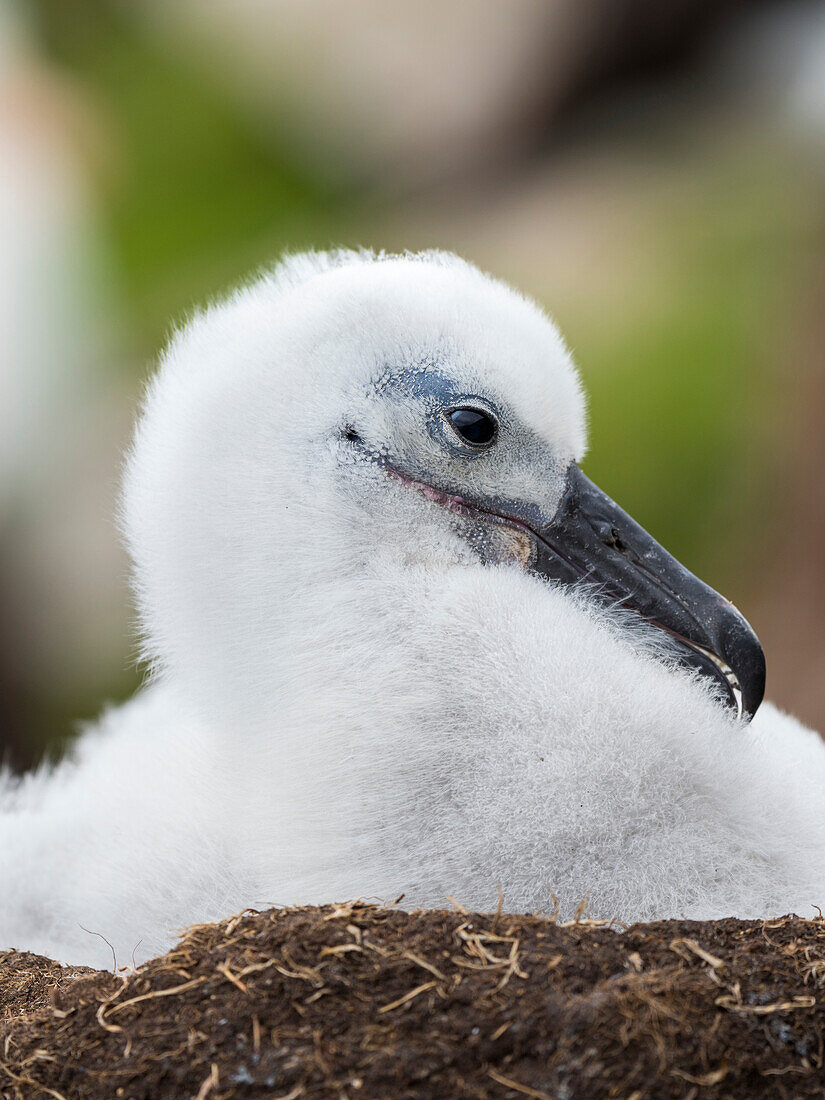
[3,904,825,1098]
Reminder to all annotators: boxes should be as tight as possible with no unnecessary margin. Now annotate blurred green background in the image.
[2,0,824,767]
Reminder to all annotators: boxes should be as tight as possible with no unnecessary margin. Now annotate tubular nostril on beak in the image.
[606,527,627,552]
[591,517,628,553]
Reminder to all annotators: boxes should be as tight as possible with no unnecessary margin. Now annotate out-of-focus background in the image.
[2,0,824,767]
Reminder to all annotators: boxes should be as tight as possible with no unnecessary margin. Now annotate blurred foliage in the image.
[571,155,821,596]
[29,0,355,352]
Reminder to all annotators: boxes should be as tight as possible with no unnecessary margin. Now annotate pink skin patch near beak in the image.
[385,466,535,566]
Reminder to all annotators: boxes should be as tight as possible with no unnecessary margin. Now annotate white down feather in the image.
[1,249,824,969]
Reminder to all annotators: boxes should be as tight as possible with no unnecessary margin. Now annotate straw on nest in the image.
[2,902,825,1098]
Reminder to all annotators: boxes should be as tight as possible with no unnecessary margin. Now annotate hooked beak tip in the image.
[663,602,765,720]
[530,465,767,722]
[718,609,766,720]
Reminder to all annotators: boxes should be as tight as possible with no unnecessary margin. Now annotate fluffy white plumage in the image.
[2,249,825,969]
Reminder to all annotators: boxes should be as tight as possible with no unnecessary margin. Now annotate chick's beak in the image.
[532,464,766,720]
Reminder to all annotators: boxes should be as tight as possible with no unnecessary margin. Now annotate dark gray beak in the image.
[534,465,766,720]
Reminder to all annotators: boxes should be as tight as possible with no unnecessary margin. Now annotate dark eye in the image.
[447,407,498,447]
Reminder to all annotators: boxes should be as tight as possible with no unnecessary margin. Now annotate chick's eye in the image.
[447,407,498,447]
